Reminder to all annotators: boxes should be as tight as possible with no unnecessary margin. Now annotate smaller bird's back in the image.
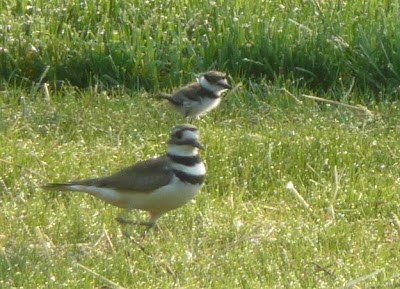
[158,71,232,118]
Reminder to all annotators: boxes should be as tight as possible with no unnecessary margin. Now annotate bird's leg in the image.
[115,217,154,227]
[117,217,158,240]
[140,223,158,239]
[115,210,156,226]
[184,105,193,120]
[185,114,197,124]
[140,211,164,238]
[116,212,163,239]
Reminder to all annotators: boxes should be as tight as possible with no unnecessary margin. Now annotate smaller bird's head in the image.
[168,124,204,151]
[200,71,232,94]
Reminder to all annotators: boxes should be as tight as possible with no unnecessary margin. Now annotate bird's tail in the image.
[156,93,184,106]
[42,183,76,191]
[156,93,173,100]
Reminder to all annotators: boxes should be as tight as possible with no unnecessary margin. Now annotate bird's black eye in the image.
[175,130,183,139]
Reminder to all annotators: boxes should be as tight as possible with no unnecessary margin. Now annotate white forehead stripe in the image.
[182,129,199,140]
[200,76,228,93]
[218,78,229,87]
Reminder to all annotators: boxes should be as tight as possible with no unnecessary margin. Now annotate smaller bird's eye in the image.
[175,130,183,139]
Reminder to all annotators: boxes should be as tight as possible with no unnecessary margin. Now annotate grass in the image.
[0,85,399,288]
[0,0,399,287]
[1,0,400,98]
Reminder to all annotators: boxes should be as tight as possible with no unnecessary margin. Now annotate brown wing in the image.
[68,156,174,193]
[172,83,203,102]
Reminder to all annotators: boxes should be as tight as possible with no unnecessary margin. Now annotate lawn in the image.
[0,87,399,288]
[1,0,400,96]
[0,0,400,288]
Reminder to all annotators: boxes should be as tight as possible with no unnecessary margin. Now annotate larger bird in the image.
[159,71,232,118]
[43,124,206,233]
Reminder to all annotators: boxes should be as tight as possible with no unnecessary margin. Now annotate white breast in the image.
[69,175,203,213]
[170,162,206,175]
[185,97,221,117]
[140,175,203,211]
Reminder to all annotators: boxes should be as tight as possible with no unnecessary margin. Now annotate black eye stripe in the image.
[184,128,198,132]
[175,130,183,138]
[174,129,198,135]
[171,125,199,138]
[205,75,225,82]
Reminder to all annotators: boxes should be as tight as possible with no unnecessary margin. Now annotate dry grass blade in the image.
[329,166,340,221]
[218,225,274,255]
[0,248,12,270]
[286,181,316,219]
[282,88,303,104]
[0,158,48,180]
[93,225,115,251]
[302,94,374,117]
[0,104,12,110]
[344,268,384,288]
[34,227,55,252]
[74,262,126,289]
[392,213,400,234]
[43,83,51,101]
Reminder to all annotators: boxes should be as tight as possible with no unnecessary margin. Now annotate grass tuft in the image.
[0,86,399,287]
[1,0,400,99]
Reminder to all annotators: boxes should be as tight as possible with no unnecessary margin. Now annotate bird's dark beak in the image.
[218,79,233,90]
[222,83,233,89]
[193,140,205,150]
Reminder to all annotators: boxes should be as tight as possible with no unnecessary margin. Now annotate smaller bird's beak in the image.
[223,83,233,89]
[218,79,233,90]
[193,140,205,150]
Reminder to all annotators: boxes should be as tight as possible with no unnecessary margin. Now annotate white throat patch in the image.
[167,144,198,157]
[200,76,229,95]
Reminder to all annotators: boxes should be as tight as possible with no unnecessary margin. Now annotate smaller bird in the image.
[42,124,206,236]
[158,71,232,118]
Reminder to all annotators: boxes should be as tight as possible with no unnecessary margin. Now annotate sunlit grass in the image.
[1,0,400,97]
[0,85,399,288]
[0,0,399,287]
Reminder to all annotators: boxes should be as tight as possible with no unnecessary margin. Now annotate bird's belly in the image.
[75,186,140,209]
[137,176,203,211]
[186,97,221,116]
[79,177,203,212]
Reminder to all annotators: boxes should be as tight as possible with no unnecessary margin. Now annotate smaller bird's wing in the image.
[157,93,183,105]
[45,156,174,193]
[172,83,203,102]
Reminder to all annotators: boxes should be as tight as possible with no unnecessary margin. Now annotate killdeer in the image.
[158,70,232,118]
[43,124,206,234]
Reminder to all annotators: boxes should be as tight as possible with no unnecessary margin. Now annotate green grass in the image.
[0,0,399,287]
[1,0,400,98]
[0,85,399,288]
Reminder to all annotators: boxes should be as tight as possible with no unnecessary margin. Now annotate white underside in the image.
[170,162,206,175]
[69,175,203,212]
[183,97,222,117]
